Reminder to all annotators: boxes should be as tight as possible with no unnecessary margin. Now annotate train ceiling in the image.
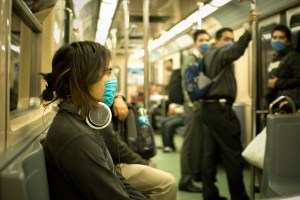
[70,0,204,58]
[21,0,300,61]
[110,0,200,55]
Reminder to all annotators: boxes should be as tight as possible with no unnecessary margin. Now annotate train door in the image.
[256,14,281,132]
[287,7,300,53]
[257,6,300,132]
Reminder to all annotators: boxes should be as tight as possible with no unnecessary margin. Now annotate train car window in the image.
[10,12,22,112]
[258,24,278,109]
[9,10,41,115]
[290,14,300,53]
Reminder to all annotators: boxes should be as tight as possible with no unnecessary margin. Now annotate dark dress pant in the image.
[202,103,249,200]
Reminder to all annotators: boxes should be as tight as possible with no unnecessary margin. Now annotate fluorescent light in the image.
[186,11,201,24]
[53,22,61,44]
[98,19,112,31]
[11,44,20,53]
[96,0,118,45]
[200,5,217,18]
[96,30,109,44]
[210,0,231,7]
[100,0,117,19]
[132,0,232,59]
[175,34,193,48]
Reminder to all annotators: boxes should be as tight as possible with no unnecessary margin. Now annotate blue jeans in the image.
[160,116,184,150]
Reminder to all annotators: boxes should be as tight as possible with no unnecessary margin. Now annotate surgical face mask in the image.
[271,41,286,52]
[199,43,211,53]
[102,77,118,106]
[224,42,233,49]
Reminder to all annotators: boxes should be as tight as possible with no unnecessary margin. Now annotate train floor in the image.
[152,131,259,200]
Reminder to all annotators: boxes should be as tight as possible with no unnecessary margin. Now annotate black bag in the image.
[113,103,157,159]
[168,69,184,104]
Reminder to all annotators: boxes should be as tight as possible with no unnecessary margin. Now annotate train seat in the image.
[1,136,50,200]
[261,114,300,198]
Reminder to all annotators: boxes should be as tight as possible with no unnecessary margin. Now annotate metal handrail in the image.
[268,95,296,114]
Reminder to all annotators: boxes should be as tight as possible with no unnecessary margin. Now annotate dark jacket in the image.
[43,109,146,200]
[100,123,149,165]
[266,47,300,107]
[203,30,252,102]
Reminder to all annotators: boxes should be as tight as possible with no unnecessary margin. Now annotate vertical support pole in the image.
[197,1,204,29]
[111,29,117,67]
[143,0,150,110]
[249,1,258,200]
[64,8,73,45]
[123,0,129,98]
[0,0,12,151]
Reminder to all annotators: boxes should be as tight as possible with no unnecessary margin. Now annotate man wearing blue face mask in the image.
[199,11,259,200]
[265,24,300,109]
[179,29,211,193]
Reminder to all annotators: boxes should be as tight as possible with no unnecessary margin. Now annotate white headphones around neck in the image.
[60,101,111,130]
[85,102,112,130]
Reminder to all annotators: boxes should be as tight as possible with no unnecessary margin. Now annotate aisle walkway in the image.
[152,132,252,200]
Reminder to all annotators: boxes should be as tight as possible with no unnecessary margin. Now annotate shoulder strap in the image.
[202,48,225,82]
[191,53,198,61]
[197,59,204,72]
[212,69,225,82]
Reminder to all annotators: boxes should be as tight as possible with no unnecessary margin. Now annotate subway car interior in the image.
[1,0,300,199]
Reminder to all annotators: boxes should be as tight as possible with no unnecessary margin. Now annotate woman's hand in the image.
[113,96,129,121]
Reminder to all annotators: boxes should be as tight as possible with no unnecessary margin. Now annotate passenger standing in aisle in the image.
[41,41,146,200]
[200,11,259,200]
[179,29,211,193]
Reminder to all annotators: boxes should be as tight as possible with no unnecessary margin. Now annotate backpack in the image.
[113,103,157,159]
[167,69,184,104]
[184,59,225,102]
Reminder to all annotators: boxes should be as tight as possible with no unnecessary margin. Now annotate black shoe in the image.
[193,175,202,182]
[206,196,227,200]
[179,183,202,193]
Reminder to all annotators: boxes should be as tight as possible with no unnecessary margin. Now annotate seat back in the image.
[1,138,50,200]
[261,114,300,198]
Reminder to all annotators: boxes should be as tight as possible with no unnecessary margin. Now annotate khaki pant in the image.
[120,163,177,200]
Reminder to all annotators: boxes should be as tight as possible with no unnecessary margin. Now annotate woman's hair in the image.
[40,41,111,119]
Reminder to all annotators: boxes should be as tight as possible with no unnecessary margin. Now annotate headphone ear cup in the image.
[86,102,112,130]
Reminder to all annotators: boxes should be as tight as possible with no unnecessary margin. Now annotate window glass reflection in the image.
[10,13,21,112]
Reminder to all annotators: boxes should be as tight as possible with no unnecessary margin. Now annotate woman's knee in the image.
[161,172,177,191]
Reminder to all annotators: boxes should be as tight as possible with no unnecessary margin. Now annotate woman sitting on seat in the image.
[40,41,146,200]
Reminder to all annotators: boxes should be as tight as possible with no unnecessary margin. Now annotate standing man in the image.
[179,29,211,192]
[200,11,259,200]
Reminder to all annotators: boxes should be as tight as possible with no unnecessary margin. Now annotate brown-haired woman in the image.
[41,41,146,200]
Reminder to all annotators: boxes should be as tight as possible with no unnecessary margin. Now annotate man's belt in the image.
[197,98,233,106]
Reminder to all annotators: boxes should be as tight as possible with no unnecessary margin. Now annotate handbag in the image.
[242,127,267,169]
